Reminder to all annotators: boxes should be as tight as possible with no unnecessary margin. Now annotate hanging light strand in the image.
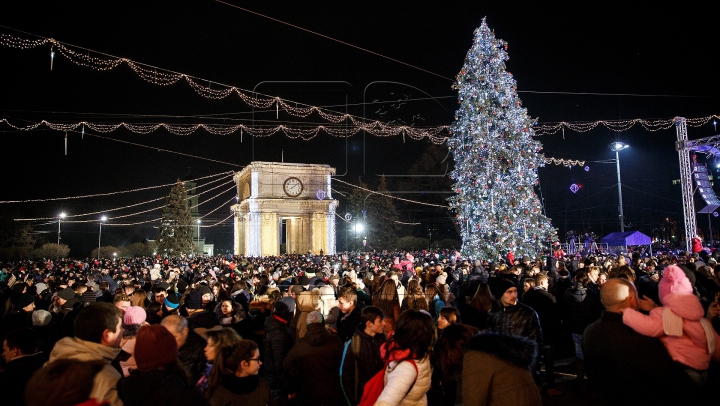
[535,115,720,135]
[544,157,585,167]
[0,118,450,144]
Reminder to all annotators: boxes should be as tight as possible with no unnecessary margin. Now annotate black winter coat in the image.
[488,302,543,346]
[0,352,45,406]
[563,286,602,335]
[263,315,294,391]
[283,323,344,406]
[522,287,561,344]
[209,375,273,406]
[583,311,698,405]
[340,324,386,404]
[117,368,210,406]
[178,329,208,384]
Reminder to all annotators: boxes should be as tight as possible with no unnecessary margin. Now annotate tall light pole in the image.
[196,219,201,255]
[609,141,629,232]
[98,216,107,260]
[57,212,66,245]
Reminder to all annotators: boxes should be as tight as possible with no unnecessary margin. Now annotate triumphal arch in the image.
[231,162,337,256]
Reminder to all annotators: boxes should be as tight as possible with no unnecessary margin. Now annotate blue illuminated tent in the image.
[601,231,652,255]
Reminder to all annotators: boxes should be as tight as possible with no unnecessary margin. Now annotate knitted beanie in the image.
[164,294,180,309]
[12,293,35,309]
[123,306,147,325]
[57,287,75,301]
[494,278,517,299]
[81,290,97,304]
[134,325,179,372]
[658,265,693,304]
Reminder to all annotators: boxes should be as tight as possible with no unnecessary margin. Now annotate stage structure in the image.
[231,162,338,257]
[675,117,720,250]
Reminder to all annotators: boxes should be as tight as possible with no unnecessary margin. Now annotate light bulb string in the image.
[331,180,448,208]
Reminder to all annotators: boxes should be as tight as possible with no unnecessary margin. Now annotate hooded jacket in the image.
[562,285,602,335]
[47,337,123,406]
[295,290,320,339]
[263,314,294,391]
[283,323,343,405]
[462,332,542,406]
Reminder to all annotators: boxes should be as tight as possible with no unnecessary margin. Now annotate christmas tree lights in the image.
[447,18,556,260]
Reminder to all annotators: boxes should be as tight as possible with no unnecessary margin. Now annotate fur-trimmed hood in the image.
[465,331,537,369]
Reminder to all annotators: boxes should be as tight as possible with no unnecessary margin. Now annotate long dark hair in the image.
[205,328,242,399]
[384,309,434,362]
[226,339,259,374]
[470,283,494,313]
[373,279,400,320]
[437,323,477,378]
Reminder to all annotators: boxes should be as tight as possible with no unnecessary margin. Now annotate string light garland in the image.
[544,157,585,167]
[0,31,436,133]
[0,118,449,144]
[534,115,720,136]
[0,171,233,204]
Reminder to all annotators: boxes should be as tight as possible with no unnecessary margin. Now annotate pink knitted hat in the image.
[658,265,693,303]
[123,306,146,325]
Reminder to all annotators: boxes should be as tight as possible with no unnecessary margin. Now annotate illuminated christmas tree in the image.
[447,18,555,260]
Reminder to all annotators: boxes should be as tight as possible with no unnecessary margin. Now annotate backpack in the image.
[340,334,364,405]
[358,358,417,406]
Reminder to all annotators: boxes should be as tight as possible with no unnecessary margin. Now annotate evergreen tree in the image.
[348,177,400,250]
[447,18,555,260]
[157,180,193,255]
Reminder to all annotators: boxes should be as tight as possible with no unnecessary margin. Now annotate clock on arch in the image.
[283,177,303,197]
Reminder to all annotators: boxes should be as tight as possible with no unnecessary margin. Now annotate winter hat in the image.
[306,310,323,324]
[12,293,34,309]
[273,296,296,322]
[494,278,517,298]
[658,265,694,304]
[134,325,179,372]
[435,274,447,285]
[81,290,97,304]
[32,309,53,326]
[35,282,48,294]
[57,287,75,301]
[185,290,204,309]
[123,306,147,325]
[298,275,310,286]
[164,294,180,309]
[176,280,188,293]
[197,285,212,296]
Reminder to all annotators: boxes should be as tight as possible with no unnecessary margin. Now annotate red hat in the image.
[134,325,178,372]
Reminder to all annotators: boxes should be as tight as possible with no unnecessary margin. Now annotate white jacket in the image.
[375,355,431,406]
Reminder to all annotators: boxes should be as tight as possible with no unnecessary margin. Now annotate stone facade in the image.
[231,162,337,256]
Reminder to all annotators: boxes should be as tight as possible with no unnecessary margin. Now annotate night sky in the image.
[0,1,717,256]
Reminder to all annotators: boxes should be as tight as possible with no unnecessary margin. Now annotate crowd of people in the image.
[1,246,720,406]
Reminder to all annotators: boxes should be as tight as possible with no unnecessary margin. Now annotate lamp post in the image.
[98,216,107,260]
[609,141,629,232]
[354,222,364,251]
[196,219,201,255]
[57,212,66,245]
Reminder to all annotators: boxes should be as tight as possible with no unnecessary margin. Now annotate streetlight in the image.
[609,141,629,232]
[354,222,364,251]
[98,216,107,260]
[196,219,201,255]
[57,212,66,245]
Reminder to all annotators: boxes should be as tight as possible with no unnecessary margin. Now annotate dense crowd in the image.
[1,246,720,406]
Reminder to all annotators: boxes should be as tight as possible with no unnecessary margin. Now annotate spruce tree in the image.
[157,180,193,255]
[447,18,555,260]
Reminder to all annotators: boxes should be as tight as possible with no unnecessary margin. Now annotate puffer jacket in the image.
[376,355,431,406]
[295,290,320,339]
[487,302,543,346]
[623,293,720,370]
[47,337,122,406]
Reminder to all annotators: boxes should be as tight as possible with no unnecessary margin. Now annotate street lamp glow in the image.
[609,141,629,231]
[609,141,629,152]
[98,216,107,260]
[354,223,364,233]
[57,212,67,245]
